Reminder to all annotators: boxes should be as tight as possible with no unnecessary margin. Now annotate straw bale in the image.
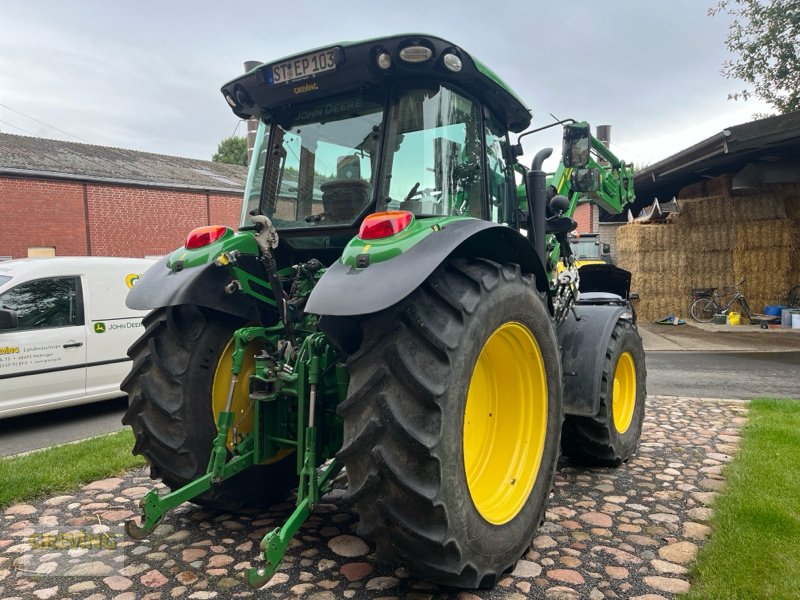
[615,224,640,254]
[678,174,731,200]
[685,250,734,283]
[678,196,732,225]
[786,196,800,222]
[733,247,792,276]
[685,225,733,251]
[734,220,794,250]
[732,195,787,222]
[637,296,689,321]
[616,223,683,253]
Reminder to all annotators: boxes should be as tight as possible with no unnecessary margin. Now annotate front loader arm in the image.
[549,133,636,218]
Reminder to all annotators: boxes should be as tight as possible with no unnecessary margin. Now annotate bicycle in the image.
[788,285,800,309]
[690,279,753,323]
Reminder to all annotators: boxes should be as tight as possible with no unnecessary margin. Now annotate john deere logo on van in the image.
[94,323,106,334]
[125,273,141,289]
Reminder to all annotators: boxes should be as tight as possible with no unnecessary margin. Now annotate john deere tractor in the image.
[122,34,645,589]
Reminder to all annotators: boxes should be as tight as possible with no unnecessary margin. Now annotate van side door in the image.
[0,276,87,416]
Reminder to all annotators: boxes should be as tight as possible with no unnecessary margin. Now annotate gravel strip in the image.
[0,395,748,599]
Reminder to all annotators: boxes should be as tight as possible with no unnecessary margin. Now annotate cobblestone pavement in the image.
[1,395,748,600]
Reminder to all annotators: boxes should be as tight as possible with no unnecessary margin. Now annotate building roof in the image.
[611,110,800,221]
[0,133,247,193]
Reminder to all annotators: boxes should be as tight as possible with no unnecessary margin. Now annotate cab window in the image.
[0,277,82,330]
[381,85,484,218]
[485,113,512,223]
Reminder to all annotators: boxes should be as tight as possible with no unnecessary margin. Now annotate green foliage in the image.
[213,135,248,166]
[686,398,800,599]
[710,0,800,114]
[0,430,145,509]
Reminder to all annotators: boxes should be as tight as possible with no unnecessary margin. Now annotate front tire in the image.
[337,258,562,588]
[561,319,646,466]
[690,298,716,322]
[121,305,296,511]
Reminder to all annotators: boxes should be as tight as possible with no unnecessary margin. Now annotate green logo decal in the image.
[94,322,106,334]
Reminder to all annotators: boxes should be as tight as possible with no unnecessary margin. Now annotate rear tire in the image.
[690,298,716,323]
[561,319,646,466]
[121,305,296,511]
[338,258,562,588]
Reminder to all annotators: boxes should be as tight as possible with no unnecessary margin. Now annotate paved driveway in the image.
[1,395,747,600]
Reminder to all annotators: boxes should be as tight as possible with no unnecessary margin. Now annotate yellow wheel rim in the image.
[212,337,293,465]
[612,351,636,434]
[463,322,548,525]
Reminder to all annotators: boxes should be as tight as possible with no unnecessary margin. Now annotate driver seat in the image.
[321,179,371,223]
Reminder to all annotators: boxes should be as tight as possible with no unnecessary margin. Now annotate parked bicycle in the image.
[788,285,800,309]
[690,279,753,323]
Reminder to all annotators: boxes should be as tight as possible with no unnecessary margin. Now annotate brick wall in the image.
[573,203,594,233]
[0,177,88,258]
[0,175,241,259]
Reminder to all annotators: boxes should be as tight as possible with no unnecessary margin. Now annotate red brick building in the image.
[0,134,247,260]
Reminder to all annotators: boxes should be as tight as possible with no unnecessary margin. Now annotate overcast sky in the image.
[0,1,773,171]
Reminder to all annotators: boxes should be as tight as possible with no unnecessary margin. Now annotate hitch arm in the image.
[246,458,341,587]
[125,447,254,539]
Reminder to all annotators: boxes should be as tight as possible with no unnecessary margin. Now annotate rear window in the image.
[0,275,11,287]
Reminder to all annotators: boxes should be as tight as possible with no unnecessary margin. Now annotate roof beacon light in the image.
[377,52,392,70]
[443,53,462,72]
[185,225,230,250]
[359,211,413,240]
[399,45,432,63]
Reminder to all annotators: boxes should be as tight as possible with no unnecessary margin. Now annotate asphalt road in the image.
[1,351,798,458]
[646,351,800,400]
[0,396,128,458]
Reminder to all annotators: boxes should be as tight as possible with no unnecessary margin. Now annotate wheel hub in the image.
[462,322,548,525]
[612,351,636,433]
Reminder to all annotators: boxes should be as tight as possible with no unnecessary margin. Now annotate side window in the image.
[0,277,81,331]
[382,86,484,217]
[485,114,512,223]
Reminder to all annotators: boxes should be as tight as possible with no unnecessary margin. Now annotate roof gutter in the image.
[637,131,730,184]
[0,167,244,195]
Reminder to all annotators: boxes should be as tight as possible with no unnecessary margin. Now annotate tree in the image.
[212,136,248,166]
[710,0,800,114]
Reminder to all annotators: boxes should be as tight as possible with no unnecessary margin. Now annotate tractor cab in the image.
[221,35,531,250]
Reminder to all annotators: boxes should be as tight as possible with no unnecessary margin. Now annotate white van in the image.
[0,257,155,419]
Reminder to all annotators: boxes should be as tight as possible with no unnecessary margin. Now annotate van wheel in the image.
[121,305,296,511]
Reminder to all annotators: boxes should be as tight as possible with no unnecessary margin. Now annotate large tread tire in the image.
[121,305,296,511]
[337,258,562,588]
[561,319,646,466]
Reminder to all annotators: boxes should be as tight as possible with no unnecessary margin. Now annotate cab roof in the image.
[221,34,532,133]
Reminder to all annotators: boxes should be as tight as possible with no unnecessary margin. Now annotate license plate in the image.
[269,48,337,85]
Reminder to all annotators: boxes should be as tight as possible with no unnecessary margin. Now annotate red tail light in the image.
[185,225,230,249]
[358,211,413,240]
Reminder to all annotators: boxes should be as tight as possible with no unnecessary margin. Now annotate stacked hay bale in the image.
[616,176,800,322]
[783,185,800,288]
[731,187,793,311]
[617,223,687,320]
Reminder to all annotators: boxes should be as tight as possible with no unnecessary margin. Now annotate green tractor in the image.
[122,34,645,589]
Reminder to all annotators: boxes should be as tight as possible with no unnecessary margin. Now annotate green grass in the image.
[0,429,145,509]
[686,398,800,600]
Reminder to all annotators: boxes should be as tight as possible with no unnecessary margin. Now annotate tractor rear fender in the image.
[126,255,258,320]
[305,219,550,318]
[558,303,632,417]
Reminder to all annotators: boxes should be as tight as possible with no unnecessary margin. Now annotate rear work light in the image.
[185,225,230,249]
[358,211,413,240]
